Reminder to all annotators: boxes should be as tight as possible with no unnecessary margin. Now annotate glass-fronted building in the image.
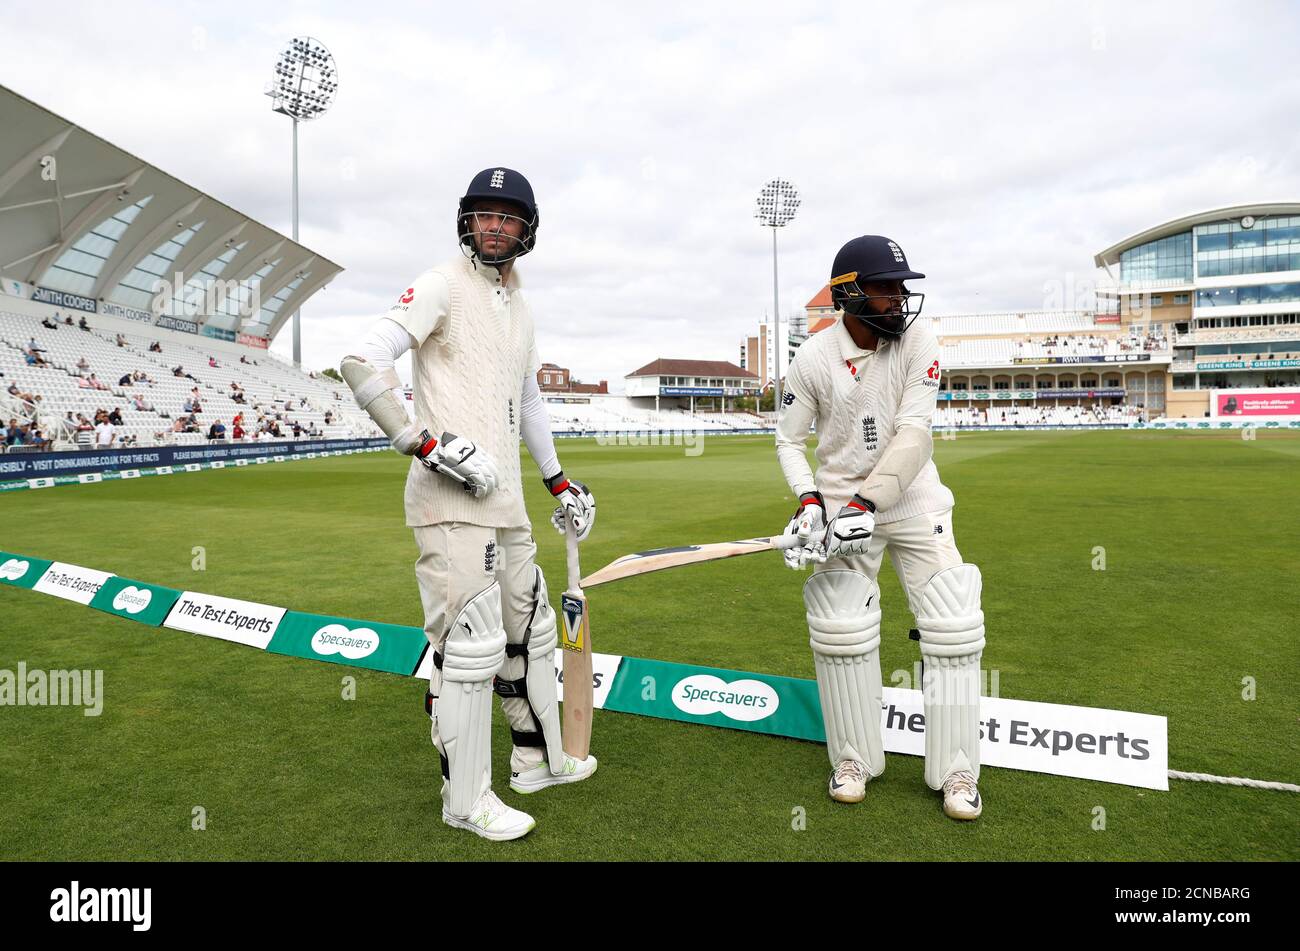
[1095,204,1300,418]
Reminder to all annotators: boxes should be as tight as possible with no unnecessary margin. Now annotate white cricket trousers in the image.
[413,522,547,772]
[815,507,963,612]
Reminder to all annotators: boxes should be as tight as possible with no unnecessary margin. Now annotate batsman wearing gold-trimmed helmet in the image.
[829,235,926,340]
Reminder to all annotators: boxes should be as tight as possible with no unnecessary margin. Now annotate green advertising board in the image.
[89,576,182,627]
[268,610,429,675]
[603,656,826,742]
[0,551,54,589]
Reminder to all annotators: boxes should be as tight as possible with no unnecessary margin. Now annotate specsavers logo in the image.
[311,624,380,660]
[112,586,153,614]
[673,674,779,722]
[0,559,30,581]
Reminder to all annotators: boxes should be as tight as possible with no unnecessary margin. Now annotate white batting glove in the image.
[545,472,596,541]
[782,492,827,569]
[417,431,499,498]
[821,496,875,560]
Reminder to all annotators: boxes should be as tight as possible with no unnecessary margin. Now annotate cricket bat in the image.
[581,534,802,589]
[560,521,593,759]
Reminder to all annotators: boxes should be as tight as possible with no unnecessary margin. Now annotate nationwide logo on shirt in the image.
[923,359,941,387]
[390,286,415,312]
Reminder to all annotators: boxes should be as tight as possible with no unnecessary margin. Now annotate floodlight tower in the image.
[754,179,800,410]
[265,36,338,366]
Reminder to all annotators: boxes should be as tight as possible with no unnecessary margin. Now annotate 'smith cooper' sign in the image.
[33,286,96,313]
[100,302,155,323]
[155,314,199,334]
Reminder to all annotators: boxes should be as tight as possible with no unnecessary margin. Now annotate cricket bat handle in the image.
[565,520,582,593]
[769,534,804,551]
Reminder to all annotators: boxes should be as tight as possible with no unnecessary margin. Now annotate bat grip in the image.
[565,519,582,594]
[771,534,805,551]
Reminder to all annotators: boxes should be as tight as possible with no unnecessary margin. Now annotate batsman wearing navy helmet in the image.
[340,168,597,841]
[775,235,986,821]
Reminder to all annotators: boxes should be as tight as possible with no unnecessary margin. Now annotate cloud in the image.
[2,0,1297,385]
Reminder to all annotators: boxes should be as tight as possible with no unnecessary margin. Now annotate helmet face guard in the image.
[830,271,925,339]
[457,204,538,265]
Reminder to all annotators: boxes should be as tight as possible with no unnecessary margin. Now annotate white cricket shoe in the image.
[828,759,870,803]
[510,753,598,794]
[442,789,536,841]
[941,770,983,820]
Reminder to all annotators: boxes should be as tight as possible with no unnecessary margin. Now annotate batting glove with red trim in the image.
[545,471,596,541]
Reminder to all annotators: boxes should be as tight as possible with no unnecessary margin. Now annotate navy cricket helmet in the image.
[457,167,539,264]
[829,235,926,339]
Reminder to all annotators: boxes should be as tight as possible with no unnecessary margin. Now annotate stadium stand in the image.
[0,308,379,450]
[933,404,1143,428]
[542,397,764,434]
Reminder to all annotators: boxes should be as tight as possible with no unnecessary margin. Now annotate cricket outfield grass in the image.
[1,430,1296,860]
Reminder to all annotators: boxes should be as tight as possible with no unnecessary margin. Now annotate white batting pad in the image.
[916,563,986,789]
[439,582,507,817]
[804,569,885,776]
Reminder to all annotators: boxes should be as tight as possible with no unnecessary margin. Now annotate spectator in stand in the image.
[182,396,195,414]
[27,336,44,353]
[116,333,127,347]
[63,315,73,327]
[78,315,90,331]
[77,356,91,372]
[323,410,333,425]
[94,415,115,448]
[73,415,93,448]
[107,407,124,426]
[292,421,302,438]
[30,426,53,451]
[170,417,186,434]
[89,374,108,391]
[207,420,226,441]
[5,422,28,447]
[24,349,48,368]
[132,393,153,412]
[119,372,133,387]
[173,365,185,377]
[41,316,58,330]
[6,383,38,410]
[150,341,162,353]
[208,356,218,368]
[284,398,294,411]
[239,355,247,364]
[232,417,246,440]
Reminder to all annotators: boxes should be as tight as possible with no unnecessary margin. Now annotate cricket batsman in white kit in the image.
[340,168,597,841]
[775,235,985,821]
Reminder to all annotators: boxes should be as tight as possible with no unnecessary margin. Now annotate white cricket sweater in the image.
[776,316,954,523]
[386,256,541,528]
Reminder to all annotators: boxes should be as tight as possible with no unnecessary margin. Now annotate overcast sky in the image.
[3,0,1298,388]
